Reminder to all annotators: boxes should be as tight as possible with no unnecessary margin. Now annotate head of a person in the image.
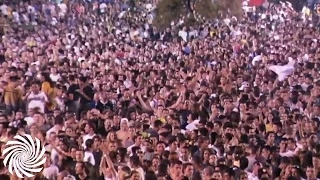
[78,76,87,86]
[130,155,140,168]
[106,130,117,142]
[306,166,316,179]
[31,80,41,93]
[156,141,166,154]
[40,72,51,82]
[134,132,143,146]
[75,149,84,162]
[84,122,95,134]
[33,112,44,125]
[169,160,183,178]
[69,146,77,159]
[104,119,113,130]
[120,118,129,130]
[75,161,87,175]
[108,141,117,152]
[93,135,101,150]
[54,115,64,126]
[168,139,178,151]
[239,171,248,180]
[85,138,94,150]
[183,163,194,177]
[118,166,131,180]
[212,170,222,180]
[130,170,140,180]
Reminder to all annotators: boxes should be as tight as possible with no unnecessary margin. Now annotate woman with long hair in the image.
[106,131,118,143]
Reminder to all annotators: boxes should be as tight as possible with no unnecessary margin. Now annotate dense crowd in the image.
[0,0,319,180]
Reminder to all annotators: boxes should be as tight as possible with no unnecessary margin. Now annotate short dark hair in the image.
[130,155,140,166]
[32,80,41,86]
[170,160,182,167]
[79,76,87,83]
[55,115,64,125]
[86,122,96,132]
[183,162,193,172]
[85,139,94,149]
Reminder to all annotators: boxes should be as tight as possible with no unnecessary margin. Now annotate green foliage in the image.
[153,0,243,30]
[153,0,186,29]
[216,0,243,18]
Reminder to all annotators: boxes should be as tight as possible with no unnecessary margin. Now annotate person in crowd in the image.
[0,0,320,180]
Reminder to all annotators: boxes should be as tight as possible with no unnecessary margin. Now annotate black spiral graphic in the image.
[2,134,46,178]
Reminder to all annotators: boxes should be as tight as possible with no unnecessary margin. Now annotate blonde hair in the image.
[106,131,117,142]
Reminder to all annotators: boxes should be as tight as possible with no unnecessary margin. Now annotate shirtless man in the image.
[116,118,130,145]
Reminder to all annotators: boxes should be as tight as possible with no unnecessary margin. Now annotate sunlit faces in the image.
[108,142,117,152]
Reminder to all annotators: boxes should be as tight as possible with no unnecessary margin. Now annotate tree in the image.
[153,0,243,30]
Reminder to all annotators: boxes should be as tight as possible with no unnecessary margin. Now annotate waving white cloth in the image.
[268,58,296,81]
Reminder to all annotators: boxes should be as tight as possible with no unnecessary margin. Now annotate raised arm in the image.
[99,154,107,176]
[168,88,186,109]
[136,91,154,112]
[105,154,117,177]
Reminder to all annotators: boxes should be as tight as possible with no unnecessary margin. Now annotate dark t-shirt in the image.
[166,175,173,180]
[93,150,103,167]
[67,84,80,101]
[71,161,97,178]
[75,175,90,180]
[97,126,118,137]
[96,100,114,112]
[80,86,94,104]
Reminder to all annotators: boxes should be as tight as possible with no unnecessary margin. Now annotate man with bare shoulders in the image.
[116,118,130,145]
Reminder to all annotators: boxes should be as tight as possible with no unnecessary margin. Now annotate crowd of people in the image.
[0,0,319,180]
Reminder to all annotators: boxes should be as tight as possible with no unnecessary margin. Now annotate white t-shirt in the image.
[46,125,61,140]
[84,151,95,166]
[43,165,59,179]
[0,5,8,15]
[82,134,96,149]
[50,73,61,82]
[12,12,20,23]
[99,3,107,13]
[58,3,67,15]
[247,172,259,180]
[178,30,187,42]
[27,91,48,113]
[24,116,35,127]
[27,5,36,14]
